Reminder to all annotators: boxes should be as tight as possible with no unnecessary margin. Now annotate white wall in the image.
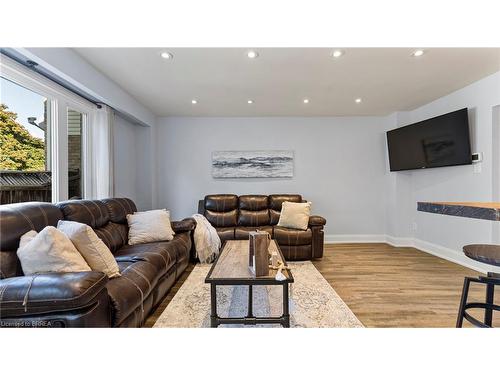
[113,114,154,210]
[386,72,500,272]
[155,116,388,239]
[154,73,500,273]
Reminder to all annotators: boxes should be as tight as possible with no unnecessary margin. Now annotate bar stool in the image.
[456,244,500,328]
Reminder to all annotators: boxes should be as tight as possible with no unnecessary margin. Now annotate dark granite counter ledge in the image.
[417,202,500,221]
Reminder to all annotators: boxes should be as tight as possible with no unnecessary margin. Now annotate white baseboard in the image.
[385,235,414,247]
[411,238,492,274]
[324,233,496,274]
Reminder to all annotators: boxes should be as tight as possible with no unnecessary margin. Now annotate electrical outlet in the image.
[411,222,418,233]
[473,164,482,174]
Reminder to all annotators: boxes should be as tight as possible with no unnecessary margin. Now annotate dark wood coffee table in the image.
[205,239,294,328]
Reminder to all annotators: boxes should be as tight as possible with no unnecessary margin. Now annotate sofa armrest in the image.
[309,215,326,227]
[309,216,326,259]
[0,271,108,318]
[171,218,196,234]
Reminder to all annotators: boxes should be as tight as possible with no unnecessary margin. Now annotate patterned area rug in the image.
[154,261,363,328]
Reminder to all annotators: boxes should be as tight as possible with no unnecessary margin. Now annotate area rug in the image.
[153,261,363,328]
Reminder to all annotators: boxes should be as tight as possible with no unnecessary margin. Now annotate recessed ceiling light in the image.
[303,98,310,104]
[191,99,197,104]
[247,100,254,104]
[355,98,362,103]
[332,50,344,58]
[160,51,173,59]
[247,50,259,59]
[412,49,425,57]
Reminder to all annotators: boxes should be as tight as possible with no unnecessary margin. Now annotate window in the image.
[1,56,98,204]
[0,77,52,204]
[67,109,84,199]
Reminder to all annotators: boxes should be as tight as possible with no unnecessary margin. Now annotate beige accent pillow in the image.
[19,230,38,249]
[17,226,91,275]
[277,201,311,230]
[127,209,175,245]
[58,220,120,278]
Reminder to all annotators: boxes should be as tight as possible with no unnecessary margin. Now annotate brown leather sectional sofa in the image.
[0,198,195,328]
[198,194,326,260]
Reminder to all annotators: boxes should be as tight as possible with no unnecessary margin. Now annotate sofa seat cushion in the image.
[113,242,176,274]
[216,227,235,241]
[273,226,312,246]
[107,260,159,326]
[235,226,273,240]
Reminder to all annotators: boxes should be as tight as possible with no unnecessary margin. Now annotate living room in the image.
[1,1,499,374]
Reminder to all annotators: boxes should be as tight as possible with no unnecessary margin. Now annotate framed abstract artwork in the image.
[212,150,294,178]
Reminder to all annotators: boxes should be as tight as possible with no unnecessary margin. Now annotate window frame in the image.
[1,56,97,202]
[66,106,90,199]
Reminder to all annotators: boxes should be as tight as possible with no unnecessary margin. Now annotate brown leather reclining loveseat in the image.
[198,194,326,260]
[0,198,195,328]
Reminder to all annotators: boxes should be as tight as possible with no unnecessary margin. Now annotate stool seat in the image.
[463,244,500,267]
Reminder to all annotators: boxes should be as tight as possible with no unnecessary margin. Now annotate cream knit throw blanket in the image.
[192,214,221,263]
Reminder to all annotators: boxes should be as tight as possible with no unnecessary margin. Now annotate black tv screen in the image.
[386,108,472,171]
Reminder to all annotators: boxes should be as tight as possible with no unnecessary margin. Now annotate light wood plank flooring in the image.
[145,243,499,328]
[313,243,500,327]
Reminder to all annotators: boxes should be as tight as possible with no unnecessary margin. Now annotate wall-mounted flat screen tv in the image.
[386,108,472,172]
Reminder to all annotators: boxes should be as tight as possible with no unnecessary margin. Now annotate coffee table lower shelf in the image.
[208,283,290,328]
[205,240,294,328]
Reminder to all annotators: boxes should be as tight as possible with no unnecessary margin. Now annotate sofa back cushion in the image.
[0,202,63,278]
[57,198,136,254]
[204,194,238,227]
[268,194,303,225]
[237,195,270,226]
[102,198,137,224]
[100,198,137,252]
[93,222,129,254]
[57,200,110,228]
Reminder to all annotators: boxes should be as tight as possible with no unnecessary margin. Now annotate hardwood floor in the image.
[313,243,500,327]
[145,243,499,328]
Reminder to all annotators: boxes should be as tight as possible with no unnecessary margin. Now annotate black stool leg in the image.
[484,272,495,327]
[457,277,471,328]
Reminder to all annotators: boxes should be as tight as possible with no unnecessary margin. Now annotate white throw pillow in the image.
[127,209,175,245]
[17,226,91,275]
[277,201,311,231]
[19,230,38,249]
[58,220,120,278]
